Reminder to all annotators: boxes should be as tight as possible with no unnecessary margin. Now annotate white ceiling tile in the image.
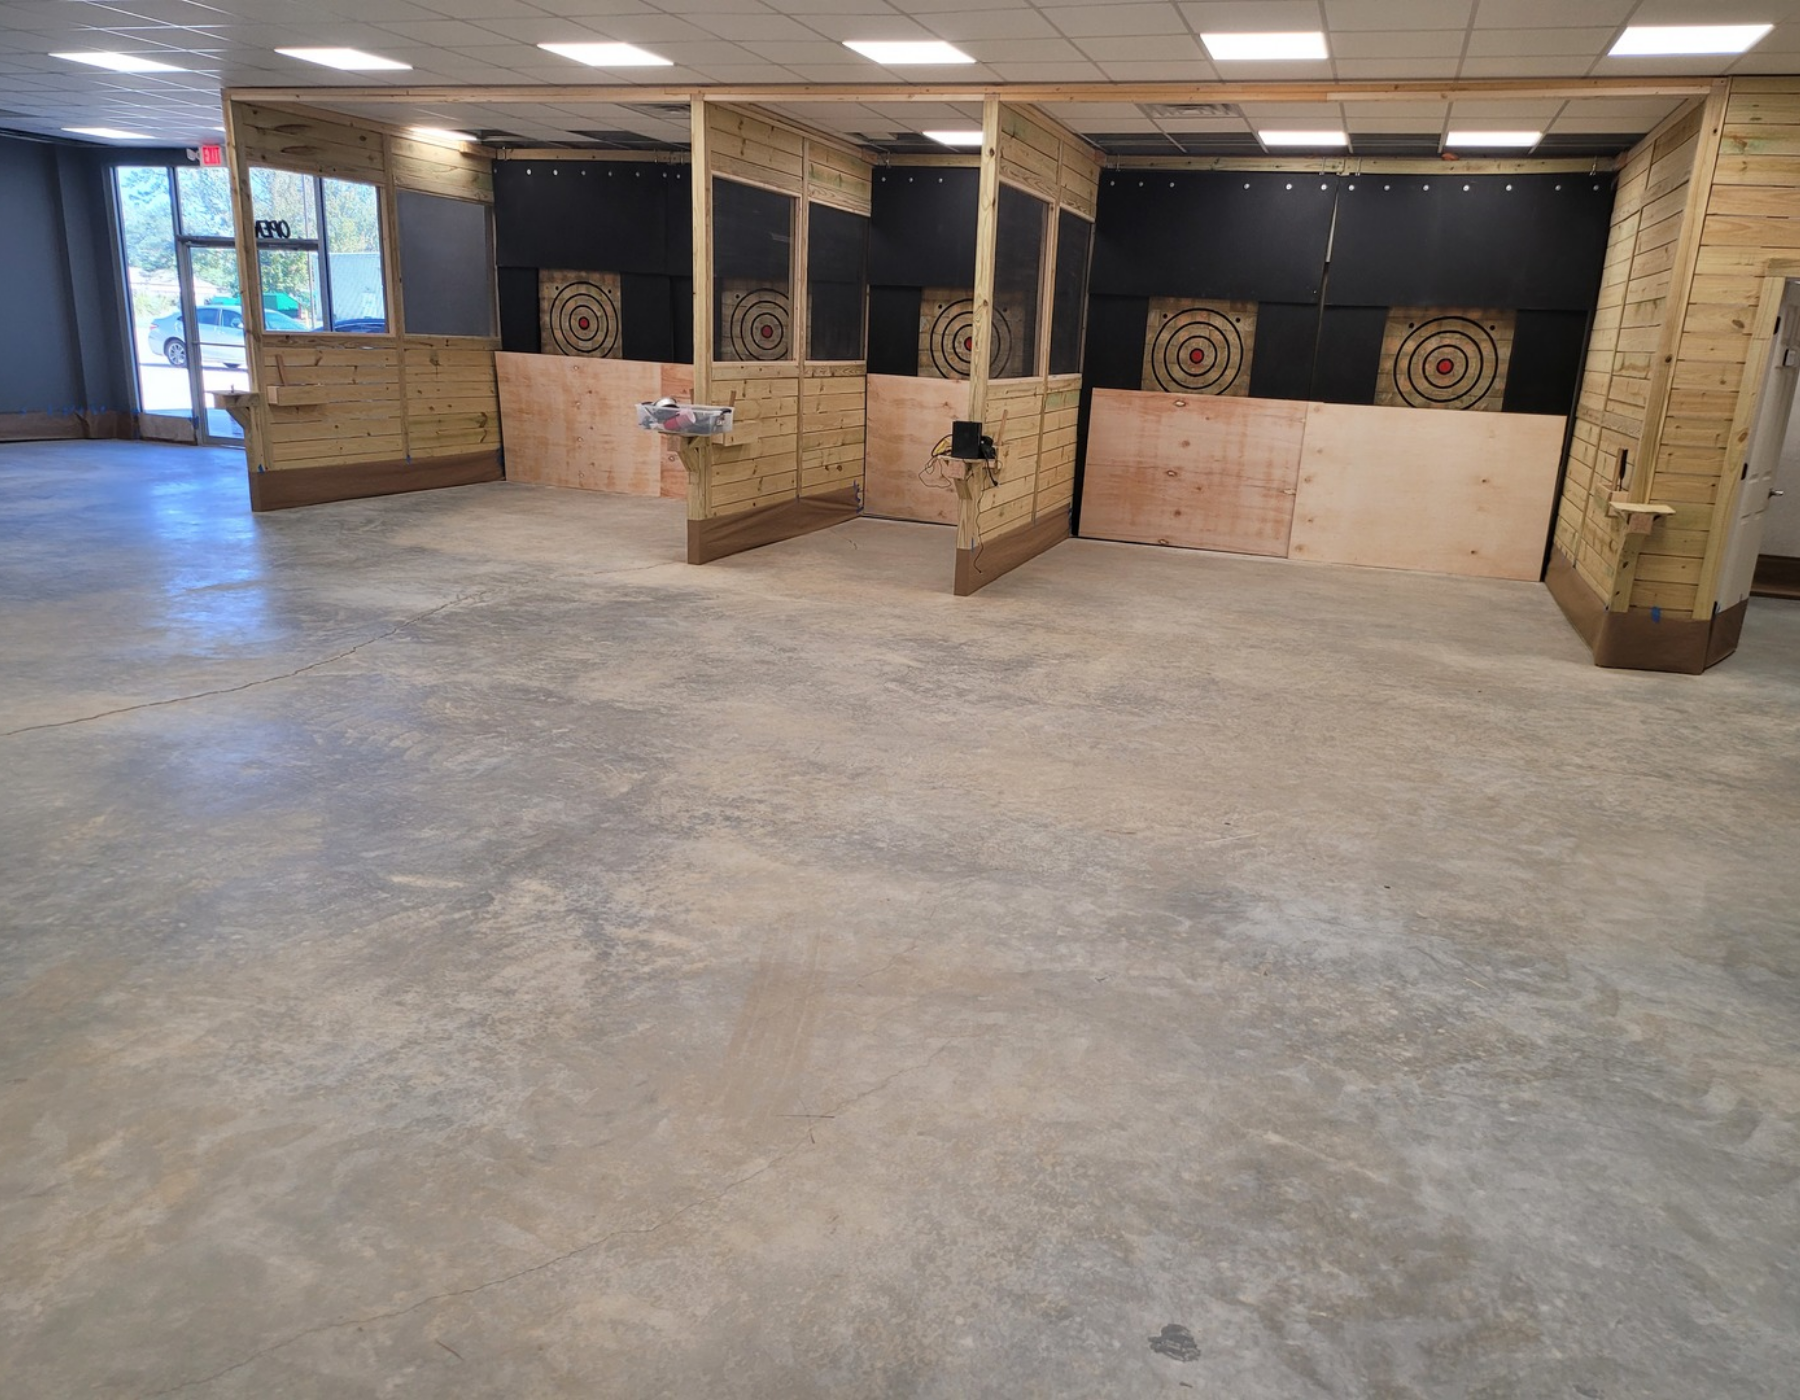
[1044,4,1187,38]
[1470,0,1632,25]
[1332,56,1461,78]
[923,11,1061,41]
[1237,101,1343,121]
[1074,35,1204,62]
[1464,28,1616,58]
[1447,98,1569,120]
[1096,59,1221,80]
[1331,30,1465,59]
[988,60,1106,79]
[1458,55,1598,76]
[1324,0,1473,30]
[1177,1,1322,30]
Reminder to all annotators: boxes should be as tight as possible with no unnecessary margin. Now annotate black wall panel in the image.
[620,274,678,363]
[870,168,979,289]
[1502,309,1592,416]
[1312,308,1389,405]
[1090,172,1336,304]
[496,267,539,353]
[1082,296,1151,391]
[492,161,689,275]
[1327,174,1613,310]
[867,286,922,377]
[1244,303,1322,402]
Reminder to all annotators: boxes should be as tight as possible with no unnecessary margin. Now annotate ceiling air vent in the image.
[1140,102,1242,120]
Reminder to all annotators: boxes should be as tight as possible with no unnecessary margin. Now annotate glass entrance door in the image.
[115,166,194,427]
[177,243,248,442]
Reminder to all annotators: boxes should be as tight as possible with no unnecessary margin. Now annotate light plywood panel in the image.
[863,374,963,525]
[1290,402,1566,581]
[496,352,688,498]
[1081,389,1305,557]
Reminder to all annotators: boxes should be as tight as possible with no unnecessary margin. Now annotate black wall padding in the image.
[1312,308,1389,405]
[620,274,677,363]
[1502,310,1592,416]
[870,168,979,288]
[496,267,540,353]
[1326,174,1613,310]
[1245,303,1321,402]
[1090,172,1336,304]
[867,286,922,377]
[492,161,690,274]
[1082,296,1150,391]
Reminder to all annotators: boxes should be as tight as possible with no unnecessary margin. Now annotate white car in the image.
[149,306,308,367]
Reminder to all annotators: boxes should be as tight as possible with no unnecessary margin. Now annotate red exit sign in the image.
[198,143,224,167]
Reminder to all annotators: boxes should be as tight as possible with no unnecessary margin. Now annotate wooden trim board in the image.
[247,449,502,511]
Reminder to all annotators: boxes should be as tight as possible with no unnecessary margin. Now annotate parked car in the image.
[149,306,310,367]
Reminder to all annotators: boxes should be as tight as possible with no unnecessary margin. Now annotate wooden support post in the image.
[222,98,271,478]
[959,95,1003,555]
[688,96,715,526]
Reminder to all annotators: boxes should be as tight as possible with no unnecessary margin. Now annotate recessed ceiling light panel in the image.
[410,127,477,144]
[52,52,183,73]
[1445,130,1542,148]
[65,126,151,140]
[1258,129,1349,147]
[844,40,975,66]
[275,47,412,71]
[1202,32,1329,62]
[923,129,983,147]
[537,42,672,67]
[1609,24,1772,57]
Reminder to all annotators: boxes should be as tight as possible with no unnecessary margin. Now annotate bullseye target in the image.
[724,287,791,361]
[1139,300,1256,396]
[923,297,1014,380]
[538,270,622,359]
[1377,308,1514,412]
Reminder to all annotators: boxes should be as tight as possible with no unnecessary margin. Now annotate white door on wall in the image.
[1717,280,1800,613]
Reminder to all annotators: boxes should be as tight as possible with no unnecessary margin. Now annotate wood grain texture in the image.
[862,375,962,525]
[1290,402,1566,581]
[1080,389,1305,557]
[496,352,690,497]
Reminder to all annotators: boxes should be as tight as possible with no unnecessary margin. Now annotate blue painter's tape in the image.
[1651,606,1662,623]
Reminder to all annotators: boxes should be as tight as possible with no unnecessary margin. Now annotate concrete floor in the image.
[3,440,1798,1400]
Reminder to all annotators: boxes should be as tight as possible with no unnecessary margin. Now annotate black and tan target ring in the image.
[1394,316,1499,409]
[928,300,1013,380]
[1150,308,1246,394]
[548,280,618,357]
[729,289,790,360]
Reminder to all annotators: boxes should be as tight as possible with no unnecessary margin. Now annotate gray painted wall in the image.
[0,134,135,417]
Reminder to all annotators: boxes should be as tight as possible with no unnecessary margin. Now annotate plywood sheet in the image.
[1290,402,1566,580]
[1080,389,1307,557]
[496,352,688,498]
[863,374,963,525]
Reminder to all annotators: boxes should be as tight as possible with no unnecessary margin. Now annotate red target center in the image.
[963,336,973,352]
[577,316,591,331]
[1437,357,1455,375]
[1188,347,1206,365]
[759,323,775,340]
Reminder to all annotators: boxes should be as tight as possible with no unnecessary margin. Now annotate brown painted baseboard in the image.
[1752,553,1800,600]
[248,450,503,512]
[687,486,860,564]
[0,409,131,442]
[138,412,197,444]
[955,510,1071,597]
[1544,547,1739,674]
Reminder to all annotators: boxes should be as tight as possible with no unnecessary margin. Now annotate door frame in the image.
[1695,259,1800,619]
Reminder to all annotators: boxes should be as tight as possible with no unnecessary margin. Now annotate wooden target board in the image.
[1140,300,1257,396]
[539,270,622,359]
[918,288,1026,380]
[1376,308,1515,412]
[718,281,792,362]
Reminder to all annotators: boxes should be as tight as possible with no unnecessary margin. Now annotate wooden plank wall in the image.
[688,104,871,552]
[1552,102,1702,599]
[1548,76,1800,658]
[954,102,1100,592]
[495,352,689,496]
[1081,388,1564,581]
[226,99,500,507]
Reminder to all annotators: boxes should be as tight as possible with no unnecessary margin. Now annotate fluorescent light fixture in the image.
[275,47,411,71]
[923,129,983,147]
[537,42,672,67]
[844,40,975,65]
[1610,24,1772,56]
[410,126,477,144]
[65,126,151,140]
[52,51,183,73]
[1258,129,1349,147]
[1446,130,1542,148]
[1202,31,1329,62]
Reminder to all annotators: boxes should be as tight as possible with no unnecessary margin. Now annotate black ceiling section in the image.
[1090,171,1338,303]
[1325,172,1615,310]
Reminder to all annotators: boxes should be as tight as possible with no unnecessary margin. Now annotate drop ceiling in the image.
[2,0,1797,155]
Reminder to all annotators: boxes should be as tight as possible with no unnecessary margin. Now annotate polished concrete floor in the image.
[3,440,1798,1399]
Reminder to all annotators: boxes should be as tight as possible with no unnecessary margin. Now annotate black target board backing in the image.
[493,161,688,276]
[1090,172,1337,304]
[870,167,980,290]
[1326,174,1613,311]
